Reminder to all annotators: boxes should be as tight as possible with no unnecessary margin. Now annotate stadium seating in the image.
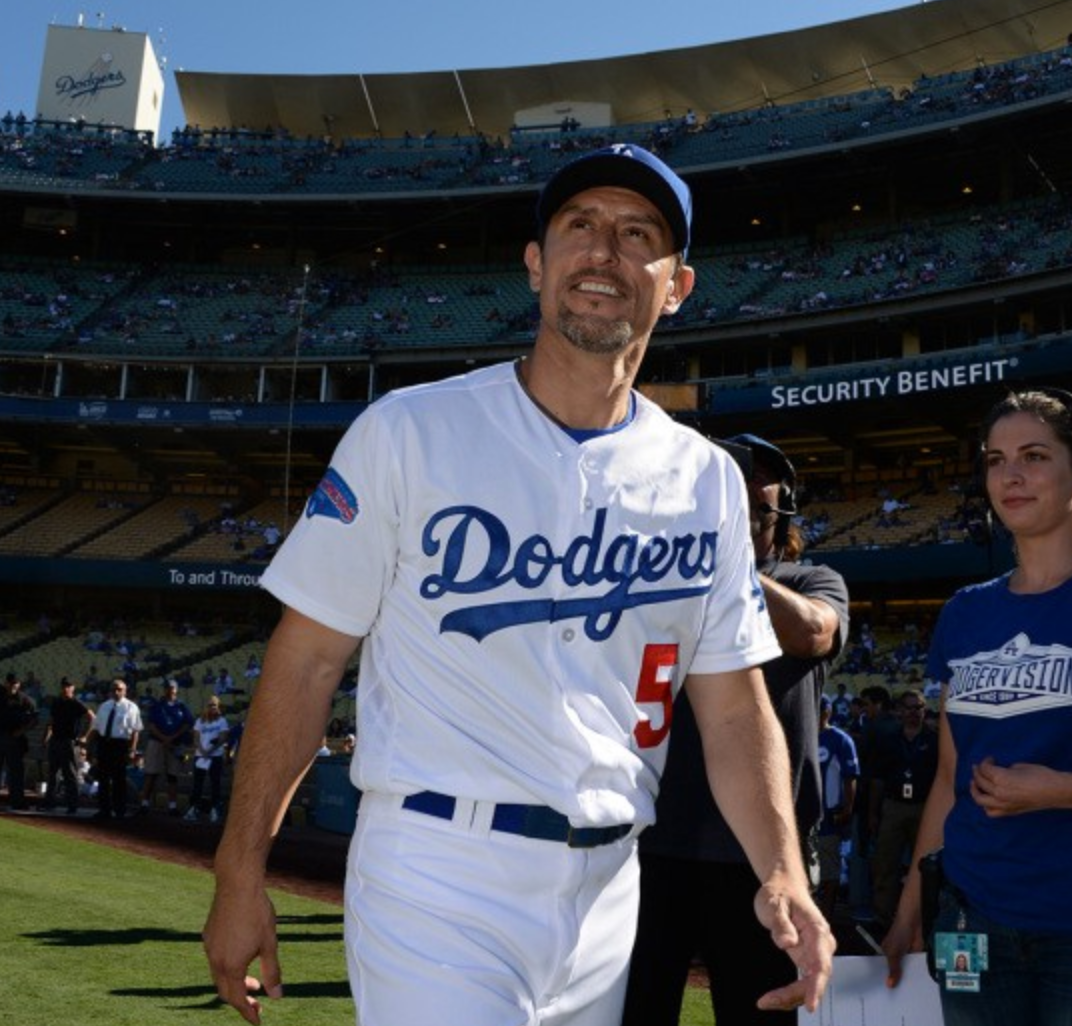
[0,490,148,557]
[0,27,1064,676]
[0,486,66,536]
[1,42,1069,206]
[68,495,228,560]
[167,496,289,563]
[3,43,1070,202]
[1,189,1069,361]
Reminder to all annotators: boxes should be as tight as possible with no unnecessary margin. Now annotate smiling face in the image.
[525,186,693,358]
[985,410,1072,540]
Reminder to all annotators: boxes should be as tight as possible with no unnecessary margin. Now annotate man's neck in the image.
[517,349,636,430]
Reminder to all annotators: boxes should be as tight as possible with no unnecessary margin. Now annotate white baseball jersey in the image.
[261,360,778,829]
[193,715,229,759]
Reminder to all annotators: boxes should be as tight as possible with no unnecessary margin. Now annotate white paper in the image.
[799,953,942,1025]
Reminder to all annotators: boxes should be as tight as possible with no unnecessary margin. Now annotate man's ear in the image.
[662,263,695,315]
[524,241,543,293]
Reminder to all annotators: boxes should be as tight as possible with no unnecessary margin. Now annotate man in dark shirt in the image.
[0,672,38,810]
[622,434,850,1026]
[43,677,95,814]
[867,687,938,929]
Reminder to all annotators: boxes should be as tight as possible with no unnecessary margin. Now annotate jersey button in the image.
[583,498,593,510]
[562,628,575,642]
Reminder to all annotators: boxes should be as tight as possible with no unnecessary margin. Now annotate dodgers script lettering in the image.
[420,505,717,642]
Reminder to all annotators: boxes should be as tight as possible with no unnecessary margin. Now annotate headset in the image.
[759,480,798,519]
[715,436,797,520]
[765,473,798,551]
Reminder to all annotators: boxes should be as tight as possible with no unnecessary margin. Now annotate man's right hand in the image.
[202,885,283,1024]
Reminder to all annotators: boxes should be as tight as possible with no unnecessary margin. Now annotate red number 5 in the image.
[633,643,679,749]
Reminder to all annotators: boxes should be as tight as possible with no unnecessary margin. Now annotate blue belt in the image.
[401,790,632,849]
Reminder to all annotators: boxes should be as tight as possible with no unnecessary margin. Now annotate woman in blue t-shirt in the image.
[883,388,1072,1026]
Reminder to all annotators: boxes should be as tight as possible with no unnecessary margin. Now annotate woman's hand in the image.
[971,757,1072,817]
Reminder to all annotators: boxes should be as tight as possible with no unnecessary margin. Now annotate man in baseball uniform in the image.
[203,143,835,1026]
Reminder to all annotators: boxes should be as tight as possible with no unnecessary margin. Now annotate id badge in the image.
[935,931,988,993]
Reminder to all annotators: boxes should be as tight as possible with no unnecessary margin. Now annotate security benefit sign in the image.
[770,356,1014,410]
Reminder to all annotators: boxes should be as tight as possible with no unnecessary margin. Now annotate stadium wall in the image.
[0,556,263,591]
[818,539,1014,592]
[0,543,1013,600]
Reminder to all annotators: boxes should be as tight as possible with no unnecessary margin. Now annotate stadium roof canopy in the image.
[174,0,1072,141]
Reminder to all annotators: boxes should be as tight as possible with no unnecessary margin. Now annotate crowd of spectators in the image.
[0,600,367,821]
[5,41,1072,362]
[3,177,1069,362]
[201,505,283,560]
[3,40,1070,203]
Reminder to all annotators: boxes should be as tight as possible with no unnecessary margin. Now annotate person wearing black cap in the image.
[43,676,95,814]
[624,433,850,1026]
[203,144,835,1026]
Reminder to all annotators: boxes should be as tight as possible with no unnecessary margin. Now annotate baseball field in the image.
[0,815,716,1025]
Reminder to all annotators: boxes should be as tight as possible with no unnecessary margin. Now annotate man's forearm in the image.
[688,669,807,886]
[214,683,333,881]
[760,574,839,659]
[213,608,358,885]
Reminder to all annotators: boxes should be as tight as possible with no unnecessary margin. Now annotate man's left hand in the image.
[753,880,836,1014]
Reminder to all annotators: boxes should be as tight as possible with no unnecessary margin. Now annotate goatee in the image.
[557,307,633,355]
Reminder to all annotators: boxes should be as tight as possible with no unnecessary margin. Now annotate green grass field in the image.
[0,817,714,1025]
[0,817,352,1026]
[679,981,716,1026]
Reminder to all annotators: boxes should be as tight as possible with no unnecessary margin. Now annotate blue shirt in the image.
[927,572,1072,933]
[818,724,859,836]
[148,698,194,744]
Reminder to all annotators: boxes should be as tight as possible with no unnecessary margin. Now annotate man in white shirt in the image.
[86,679,143,820]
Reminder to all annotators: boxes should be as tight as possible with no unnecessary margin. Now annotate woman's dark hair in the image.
[980,388,1072,459]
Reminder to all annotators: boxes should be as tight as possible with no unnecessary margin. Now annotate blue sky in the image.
[4,1,912,139]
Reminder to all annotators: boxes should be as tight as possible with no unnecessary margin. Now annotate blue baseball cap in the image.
[536,143,692,258]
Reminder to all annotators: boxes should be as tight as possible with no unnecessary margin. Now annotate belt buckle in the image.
[566,825,588,849]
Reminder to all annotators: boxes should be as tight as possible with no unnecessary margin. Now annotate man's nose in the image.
[585,226,620,263]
